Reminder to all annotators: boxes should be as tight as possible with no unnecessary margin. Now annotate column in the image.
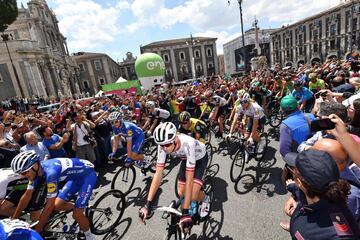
[188,46,195,79]
[169,48,179,82]
[103,58,112,83]
[200,45,208,77]
[49,63,61,97]
[213,43,219,74]
[86,60,96,94]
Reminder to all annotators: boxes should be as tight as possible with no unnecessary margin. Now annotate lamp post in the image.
[1,33,24,97]
[186,34,200,79]
[227,0,246,72]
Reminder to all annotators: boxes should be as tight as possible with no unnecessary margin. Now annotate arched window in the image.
[83,81,89,89]
[179,51,186,60]
[206,48,213,57]
[194,50,200,59]
[163,53,170,63]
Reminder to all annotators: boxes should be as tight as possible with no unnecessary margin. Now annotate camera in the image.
[83,135,96,145]
[310,118,336,132]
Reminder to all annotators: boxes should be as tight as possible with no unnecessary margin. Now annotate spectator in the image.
[285,149,360,239]
[20,131,49,161]
[41,126,69,158]
[347,98,360,136]
[279,95,315,158]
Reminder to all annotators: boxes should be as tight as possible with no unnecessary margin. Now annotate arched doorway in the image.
[285,62,293,68]
[297,60,305,68]
[311,57,321,66]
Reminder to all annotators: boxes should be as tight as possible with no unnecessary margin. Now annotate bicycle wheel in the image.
[204,128,211,143]
[145,148,158,173]
[230,149,246,182]
[110,165,136,194]
[174,171,181,199]
[268,102,283,128]
[89,189,126,235]
[255,133,268,161]
[162,219,183,240]
[205,143,213,168]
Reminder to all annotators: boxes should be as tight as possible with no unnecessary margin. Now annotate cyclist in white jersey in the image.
[138,122,210,234]
[238,94,266,150]
[142,101,170,136]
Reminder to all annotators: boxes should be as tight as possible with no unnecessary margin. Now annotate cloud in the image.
[117,0,130,10]
[193,30,241,55]
[52,0,121,51]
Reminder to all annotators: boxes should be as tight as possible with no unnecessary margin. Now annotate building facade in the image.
[218,54,225,75]
[0,0,80,99]
[270,0,360,68]
[223,28,277,74]
[118,52,137,80]
[140,37,218,82]
[71,52,122,95]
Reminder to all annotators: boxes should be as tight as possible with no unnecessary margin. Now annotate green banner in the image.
[102,80,142,94]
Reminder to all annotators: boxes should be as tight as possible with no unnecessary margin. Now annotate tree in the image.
[0,0,18,33]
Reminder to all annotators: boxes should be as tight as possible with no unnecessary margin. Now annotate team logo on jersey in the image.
[127,130,133,137]
[47,183,56,193]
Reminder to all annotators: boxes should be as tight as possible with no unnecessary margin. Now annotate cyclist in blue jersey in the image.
[11,151,97,240]
[292,81,315,113]
[0,218,43,240]
[108,112,150,167]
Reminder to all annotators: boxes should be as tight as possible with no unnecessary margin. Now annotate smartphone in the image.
[310,118,335,132]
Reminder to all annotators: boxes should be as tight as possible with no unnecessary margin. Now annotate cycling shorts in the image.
[57,170,97,209]
[211,105,227,118]
[178,153,208,187]
[246,116,266,133]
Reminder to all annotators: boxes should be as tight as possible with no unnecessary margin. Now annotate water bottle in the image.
[189,201,197,217]
[62,224,71,233]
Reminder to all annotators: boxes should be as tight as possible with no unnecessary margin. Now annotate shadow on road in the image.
[102,217,132,240]
[267,127,280,141]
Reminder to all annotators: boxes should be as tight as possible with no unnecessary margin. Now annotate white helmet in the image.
[11,151,40,174]
[153,122,177,145]
[145,101,155,108]
[241,93,251,104]
[109,111,123,122]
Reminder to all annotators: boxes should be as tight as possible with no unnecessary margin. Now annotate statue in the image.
[57,89,63,99]
[75,81,81,94]
[60,67,70,95]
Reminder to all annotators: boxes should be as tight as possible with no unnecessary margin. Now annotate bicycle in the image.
[266,97,283,128]
[151,177,214,240]
[110,146,158,195]
[40,189,126,239]
[229,130,268,182]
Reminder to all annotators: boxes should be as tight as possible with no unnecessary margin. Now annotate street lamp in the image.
[186,34,200,79]
[227,0,246,72]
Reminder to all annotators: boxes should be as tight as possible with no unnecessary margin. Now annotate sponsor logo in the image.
[127,130,133,137]
[146,61,165,70]
[47,182,56,193]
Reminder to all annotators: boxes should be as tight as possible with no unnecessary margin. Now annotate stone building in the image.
[223,28,277,75]
[218,54,225,75]
[118,52,137,80]
[71,52,122,95]
[0,0,80,99]
[270,0,360,67]
[140,37,218,82]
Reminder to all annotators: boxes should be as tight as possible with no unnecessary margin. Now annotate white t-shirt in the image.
[156,134,206,170]
[72,122,90,146]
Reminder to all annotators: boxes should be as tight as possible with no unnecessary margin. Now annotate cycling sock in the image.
[84,229,94,240]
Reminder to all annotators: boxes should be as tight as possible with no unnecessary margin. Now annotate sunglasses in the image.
[161,142,174,148]
[181,121,189,125]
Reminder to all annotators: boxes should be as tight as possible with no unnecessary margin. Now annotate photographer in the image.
[67,112,96,164]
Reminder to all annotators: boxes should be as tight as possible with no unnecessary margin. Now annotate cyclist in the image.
[108,111,150,167]
[142,101,171,136]
[178,111,208,143]
[239,94,267,153]
[11,151,97,240]
[0,218,43,240]
[0,169,45,222]
[200,90,227,138]
[138,122,210,234]
[292,81,315,113]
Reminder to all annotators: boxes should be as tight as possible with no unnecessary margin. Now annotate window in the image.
[206,48,213,57]
[163,54,170,63]
[99,79,105,85]
[194,50,200,59]
[330,39,336,50]
[196,64,202,72]
[166,68,172,76]
[208,62,214,69]
[299,47,303,56]
[313,43,318,53]
[0,72,3,82]
[94,60,102,70]
[79,63,85,72]
[330,24,336,36]
[83,81,89,89]
[179,51,185,60]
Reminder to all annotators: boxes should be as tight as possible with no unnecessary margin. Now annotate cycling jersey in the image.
[208,95,227,107]
[292,87,314,103]
[29,158,97,208]
[0,169,27,199]
[0,218,42,240]
[148,108,170,120]
[241,102,265,120]
[178,118,207,142]
[116,121,145,154]
[156,134,207,171]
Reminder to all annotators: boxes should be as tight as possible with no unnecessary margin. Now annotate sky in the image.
[18,0,342,62]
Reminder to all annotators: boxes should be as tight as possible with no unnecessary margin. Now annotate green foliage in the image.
[0,0,18,32]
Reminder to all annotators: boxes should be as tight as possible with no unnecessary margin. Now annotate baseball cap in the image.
[296,149,340,193]
[280,95,298,112]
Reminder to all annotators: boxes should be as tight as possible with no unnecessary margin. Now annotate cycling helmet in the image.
[109,111,123,122]
[153,122,177,145]
[241,93,251,104]
[11,151,40,174]
[237,89,246,98]
[145,101,155,108]
[178,111,191,123]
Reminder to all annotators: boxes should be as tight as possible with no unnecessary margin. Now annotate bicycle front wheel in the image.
[111,165,136,194]
[89,189,126,235]
[230,149,245,182]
